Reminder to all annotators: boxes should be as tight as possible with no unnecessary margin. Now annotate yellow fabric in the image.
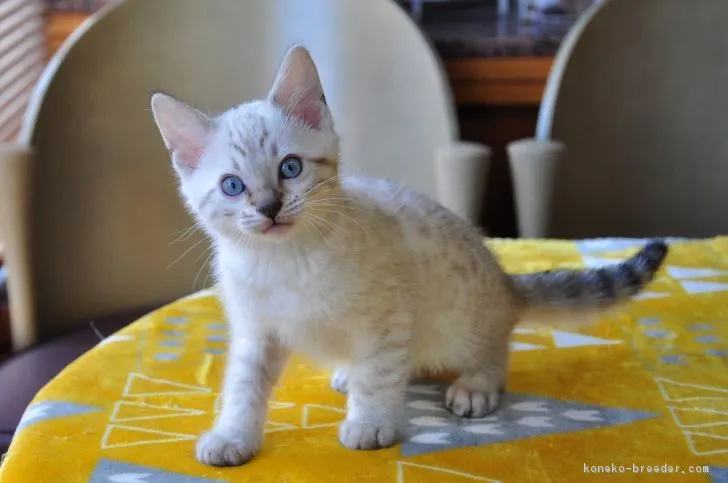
[2,237,728,482]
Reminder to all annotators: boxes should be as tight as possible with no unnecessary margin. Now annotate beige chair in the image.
[0,0,490,351]
[508,0,728,239]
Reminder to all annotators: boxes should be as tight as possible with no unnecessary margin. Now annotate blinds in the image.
[0,0,46,142]
[46,1,109,12]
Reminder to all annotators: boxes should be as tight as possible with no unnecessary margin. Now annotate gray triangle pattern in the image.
[402,382,658,456]
[89,459,225,483]
[17,401,101,431]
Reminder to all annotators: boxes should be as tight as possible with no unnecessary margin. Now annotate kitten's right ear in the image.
[268,46,327,129]
[150,92,211,171]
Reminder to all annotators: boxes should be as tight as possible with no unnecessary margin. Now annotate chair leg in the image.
[507,138,564,238]
[0,145,37,350]
[434,141,491,229]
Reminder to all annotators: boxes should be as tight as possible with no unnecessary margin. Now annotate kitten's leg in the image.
[445,323,510,419]
[339,317,411,451]
[330,367,349,393]
[197,335,289,467]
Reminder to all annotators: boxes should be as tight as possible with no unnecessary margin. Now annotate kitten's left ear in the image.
[150,92,212,171]
[269,45,328,129]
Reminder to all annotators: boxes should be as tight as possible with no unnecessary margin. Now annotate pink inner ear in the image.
[173,145,205,168]
[289,100,322,129]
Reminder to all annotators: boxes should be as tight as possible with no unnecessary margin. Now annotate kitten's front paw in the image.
[196,430,260,467]
[445,381,503,418]
[330,368,349,393]
[338,420,398,450]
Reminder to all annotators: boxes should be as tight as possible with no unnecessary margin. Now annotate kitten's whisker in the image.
[305,201,360,213]
[307,188,345,201]
[302,175,340,198]
[306,206,364,232]
[307,182,339,193]
[306,197,357,204]
[301,213,330,244]
[191,243,214,264]
[279,202,305,218]
[307,197,357,205]
[169,225,195,237]
[305,212,347,247]
[169,225,199,244]
[167,238,206,270]
[193,248,215,291]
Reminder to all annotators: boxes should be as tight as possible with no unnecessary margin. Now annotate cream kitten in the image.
[150,46,667,467]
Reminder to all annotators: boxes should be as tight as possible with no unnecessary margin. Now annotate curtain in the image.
[0,0,46,142]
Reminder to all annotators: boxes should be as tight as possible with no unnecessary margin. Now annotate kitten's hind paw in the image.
[338,420,398,450]
[330,368,349,393]
[196,430,259,467]
[446,379,503,418]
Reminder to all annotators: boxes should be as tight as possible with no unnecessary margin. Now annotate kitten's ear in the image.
[150,92,211,170]
[268,45,327,129]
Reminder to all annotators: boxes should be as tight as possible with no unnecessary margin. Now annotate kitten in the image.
[150,45,668,467]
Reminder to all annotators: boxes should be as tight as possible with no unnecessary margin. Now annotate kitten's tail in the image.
[511,240,668,323]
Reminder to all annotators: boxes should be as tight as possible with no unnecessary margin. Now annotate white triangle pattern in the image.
[668,407,728,428]
[301,404,345,429]
[681,280,728,295]
[551,331,621,348]
[101,424,197,449]
[510,331,623,350]
[510,342,546,352]
[654,377,728,402]
[122,373,212,397]
[668,266,728,280]
[396,461,501,482]
[685,431,728,456]
[110,401,205,422]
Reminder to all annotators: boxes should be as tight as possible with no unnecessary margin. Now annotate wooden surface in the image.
[45,11,88,56]
[445,57,552,106]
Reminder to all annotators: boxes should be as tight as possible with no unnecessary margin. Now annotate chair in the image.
[0,0,493,350]
[0,0,487,448]
[509,0,728,239]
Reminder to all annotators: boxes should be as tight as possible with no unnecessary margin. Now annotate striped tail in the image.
[512,240,668,311]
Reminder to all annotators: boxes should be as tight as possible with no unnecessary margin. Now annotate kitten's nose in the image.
[257,199,283,220]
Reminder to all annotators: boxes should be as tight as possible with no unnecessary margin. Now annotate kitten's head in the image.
[150,46,340,244]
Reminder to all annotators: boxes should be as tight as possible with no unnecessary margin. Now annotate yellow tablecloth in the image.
[2,237,728,482]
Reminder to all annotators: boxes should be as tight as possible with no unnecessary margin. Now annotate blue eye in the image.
[220,175,245,197]
[279,156,303,179]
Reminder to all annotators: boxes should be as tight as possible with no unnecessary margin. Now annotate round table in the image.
[1,237,727,482]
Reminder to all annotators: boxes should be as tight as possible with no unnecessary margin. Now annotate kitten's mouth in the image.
[260,219,295,236]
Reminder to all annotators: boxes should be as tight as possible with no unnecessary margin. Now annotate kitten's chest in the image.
[249,274,346,321]
[248,269,354,360]
[221,250,356,353]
